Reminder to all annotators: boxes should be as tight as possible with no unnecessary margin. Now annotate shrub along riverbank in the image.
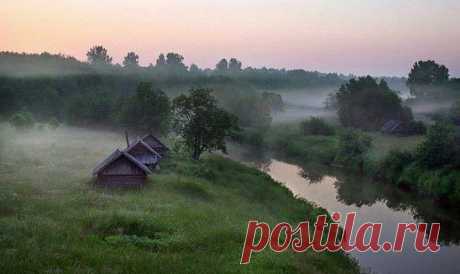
[0,125,359,274]
[238,119,460,206]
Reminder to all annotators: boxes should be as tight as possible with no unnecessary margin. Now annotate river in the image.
[227,144,460,274]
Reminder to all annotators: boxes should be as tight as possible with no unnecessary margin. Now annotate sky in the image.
[1,0,459,76]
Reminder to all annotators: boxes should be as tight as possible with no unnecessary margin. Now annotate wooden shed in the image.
[125,139,162,169]
[92,149,151,187]
[381,120,403,134]
[142,134,169,156]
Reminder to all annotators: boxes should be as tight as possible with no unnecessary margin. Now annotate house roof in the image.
[92,149,152,176]
[125,138,162,158]
[142,134,169,150]
[381,120,402,133]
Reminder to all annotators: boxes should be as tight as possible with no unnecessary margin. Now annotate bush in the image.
[8,111,34,130]
[416,122,455,169]
[48,117,60,129]
[335,129,372,170]
[300,117,335,136]
[378,150,415,183]
[405,120,426,135]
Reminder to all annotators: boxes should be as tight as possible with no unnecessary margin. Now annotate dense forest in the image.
[0,48,351,133]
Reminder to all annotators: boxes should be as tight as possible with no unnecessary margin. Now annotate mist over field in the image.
[1,1,460,273]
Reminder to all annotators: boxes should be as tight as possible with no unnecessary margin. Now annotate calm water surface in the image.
[227,145,460,274]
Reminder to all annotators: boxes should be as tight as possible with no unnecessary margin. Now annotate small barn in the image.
[92,149,151,187]
[125,139,162,169]
[381,120,403,135]
[142,134,169,156]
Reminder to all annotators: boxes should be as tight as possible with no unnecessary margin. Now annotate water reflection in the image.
[226,144,460,274]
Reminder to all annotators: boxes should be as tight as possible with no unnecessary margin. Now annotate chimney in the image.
[125,130,130,148]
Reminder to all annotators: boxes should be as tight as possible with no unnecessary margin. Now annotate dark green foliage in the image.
[66,93,115,126]
[123,52,139,69]
[408,60,449,97]
[335,129,372,169]
[405,120,427,135]
[416,122,455,169]
[376,122,460,204]
[119,82,171,134]
[86,45,113,66]
[233,127,267,148]
[227,94,272,129]
[173,89,239,159]
[336,76,412,130]
[9,111,34,130]
[265,124,337,165]
[300,117,334,136]
[408,60,449,86]
[378,150,415,183]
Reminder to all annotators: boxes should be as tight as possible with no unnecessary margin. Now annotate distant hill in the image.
[0,52,94,77]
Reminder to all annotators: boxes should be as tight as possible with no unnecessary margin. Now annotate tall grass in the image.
[0,124,358,274]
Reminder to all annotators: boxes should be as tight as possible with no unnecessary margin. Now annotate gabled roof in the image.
[381,120,402,133]
[142,133,169,150]
[92,149,152,176]
[125,139,162,158]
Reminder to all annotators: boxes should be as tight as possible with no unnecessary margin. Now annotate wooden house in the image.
[142,134,169,156]
[92,149,151,187]
[125,139,162,169]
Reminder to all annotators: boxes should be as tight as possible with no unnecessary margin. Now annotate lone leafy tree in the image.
[407,60,449,97]
[173,88,239,160]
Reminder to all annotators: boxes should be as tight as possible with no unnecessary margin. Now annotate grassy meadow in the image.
[0,124,358,274]
[263,122,423,165]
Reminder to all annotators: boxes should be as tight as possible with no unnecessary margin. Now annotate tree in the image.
[173,88,239,160]
[408,60,449,86]
[86,45,112,66]
[189,64,201,74]
[228,58,242,73]
[407,60,449,97]
[166,52,187,72]
[119,82,171,134]
[300,117,334,136]
[336,76,411,130]
[215,58,228,73]
[155,54,166,67]
[123,52,139,68]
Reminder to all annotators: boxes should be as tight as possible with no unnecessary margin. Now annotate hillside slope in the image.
[0,125,358,273]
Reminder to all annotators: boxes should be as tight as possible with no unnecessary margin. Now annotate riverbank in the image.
[237,121,460,206]
[0,125,359,274]
[228,154,460,274]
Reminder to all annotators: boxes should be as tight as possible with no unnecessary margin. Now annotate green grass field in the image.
[0,124,358,274]
[265,122,424,164]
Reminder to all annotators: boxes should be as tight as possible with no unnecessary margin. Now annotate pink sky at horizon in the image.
[1,0,459,76]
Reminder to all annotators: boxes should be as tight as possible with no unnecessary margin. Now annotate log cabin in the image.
[141,134,169,157]
[124,139,162,170]
[92,149,151,187]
